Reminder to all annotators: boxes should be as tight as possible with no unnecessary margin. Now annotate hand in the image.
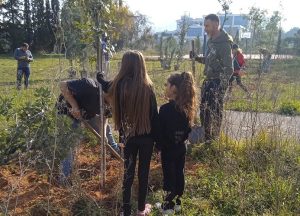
[189,51,195,59]
[70,108,81,119]
[118,143,125,148]
[96,71,104,82]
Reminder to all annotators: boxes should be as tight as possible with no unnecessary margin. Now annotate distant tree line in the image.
[0,0,60,53]
[0,0,155,54]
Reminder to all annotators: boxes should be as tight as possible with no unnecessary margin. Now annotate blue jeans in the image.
[61,149,73,180]
[17,67,30,89]
[87,116,120,153]
[61,116,119,179]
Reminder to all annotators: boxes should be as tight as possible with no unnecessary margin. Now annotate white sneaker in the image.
[174,204,181,212]
[155,202,162,209]
[161,209,174,215]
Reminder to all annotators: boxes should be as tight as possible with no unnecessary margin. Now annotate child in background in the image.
[228,44,250,98]
[157,71,197,214]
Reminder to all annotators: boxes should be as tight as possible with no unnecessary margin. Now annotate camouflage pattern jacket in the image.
[196,30,233,87]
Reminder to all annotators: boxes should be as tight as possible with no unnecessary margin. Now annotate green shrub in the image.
[0,87,83,166]
[279,101,300,115]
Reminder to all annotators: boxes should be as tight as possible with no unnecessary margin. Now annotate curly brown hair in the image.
[167,71,197,126]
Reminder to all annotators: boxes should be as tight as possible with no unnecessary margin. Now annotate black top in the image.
[157,100,191,152]
[67,78,100,119]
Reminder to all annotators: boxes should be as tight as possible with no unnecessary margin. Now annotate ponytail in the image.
[168,71,197,126]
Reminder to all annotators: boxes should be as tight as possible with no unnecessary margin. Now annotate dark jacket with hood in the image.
[197,30,233,85]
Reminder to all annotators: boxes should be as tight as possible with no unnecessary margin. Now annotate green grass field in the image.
[2,54,300,114]
[1,54,300,215]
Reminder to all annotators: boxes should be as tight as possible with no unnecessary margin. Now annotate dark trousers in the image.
[123,136,154,216]
[161,148,186,204]
[17,67,30,89]
[229,74,248,93]
[200,79,227,141]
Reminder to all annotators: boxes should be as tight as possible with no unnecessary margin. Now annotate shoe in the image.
[136,204,152,216]
[174,197,181,213]
[161,201,175,215]
[161,209,174,215]
[155,202,162,209]
[174,205,181,212]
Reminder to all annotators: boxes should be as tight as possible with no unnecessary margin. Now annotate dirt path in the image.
[223,110,300,141]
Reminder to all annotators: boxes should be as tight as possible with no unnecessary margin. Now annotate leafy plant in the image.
[0,87,83,167]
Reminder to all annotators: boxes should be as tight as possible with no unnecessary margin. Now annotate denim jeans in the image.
[87,115,120,153]
[61,116,119,179]
[17,67,30,89]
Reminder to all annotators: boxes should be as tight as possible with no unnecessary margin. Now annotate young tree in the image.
[266,11,281,51]
[128,12,154,50]
[175,15,189,70]
[61,0,86,65]
[247,7,267,56]
[218,0,232,29]
[161,35,178,70]
[195,35,201,55]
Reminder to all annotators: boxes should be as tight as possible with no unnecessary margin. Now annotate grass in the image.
[225,58,300,114]
[149,133,300,215]
[2,54,300,113]
[1,54,300,215]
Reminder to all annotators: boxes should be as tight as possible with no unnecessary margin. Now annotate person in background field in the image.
[14,43,33,90]
[156,71,197,214]
[101,34,113,74]
[260,48,272,73]
[228,44,250,98]
[105,50,159,216]
[191,14,233,144]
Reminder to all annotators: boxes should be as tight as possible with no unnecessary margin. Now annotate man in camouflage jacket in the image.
[193,14,233,143]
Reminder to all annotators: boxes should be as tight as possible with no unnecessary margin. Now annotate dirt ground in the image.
[0,144,200,215]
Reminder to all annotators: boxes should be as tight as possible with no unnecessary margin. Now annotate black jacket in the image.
[157,101,191,153]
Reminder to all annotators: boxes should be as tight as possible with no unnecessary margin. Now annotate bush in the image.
[152,133,300,215]
[279,101,300,115]
[0,87,83,167]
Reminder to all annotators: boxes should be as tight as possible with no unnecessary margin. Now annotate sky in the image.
[124,0,299,32]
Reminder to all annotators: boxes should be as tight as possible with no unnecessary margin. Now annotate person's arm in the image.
[59,81,81,119]
[96,72,112,93]
[27,51,33,62]
[149,92,161,150]
[190,51,205,64]
[156,106,167,151]
[14,49,25,60]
